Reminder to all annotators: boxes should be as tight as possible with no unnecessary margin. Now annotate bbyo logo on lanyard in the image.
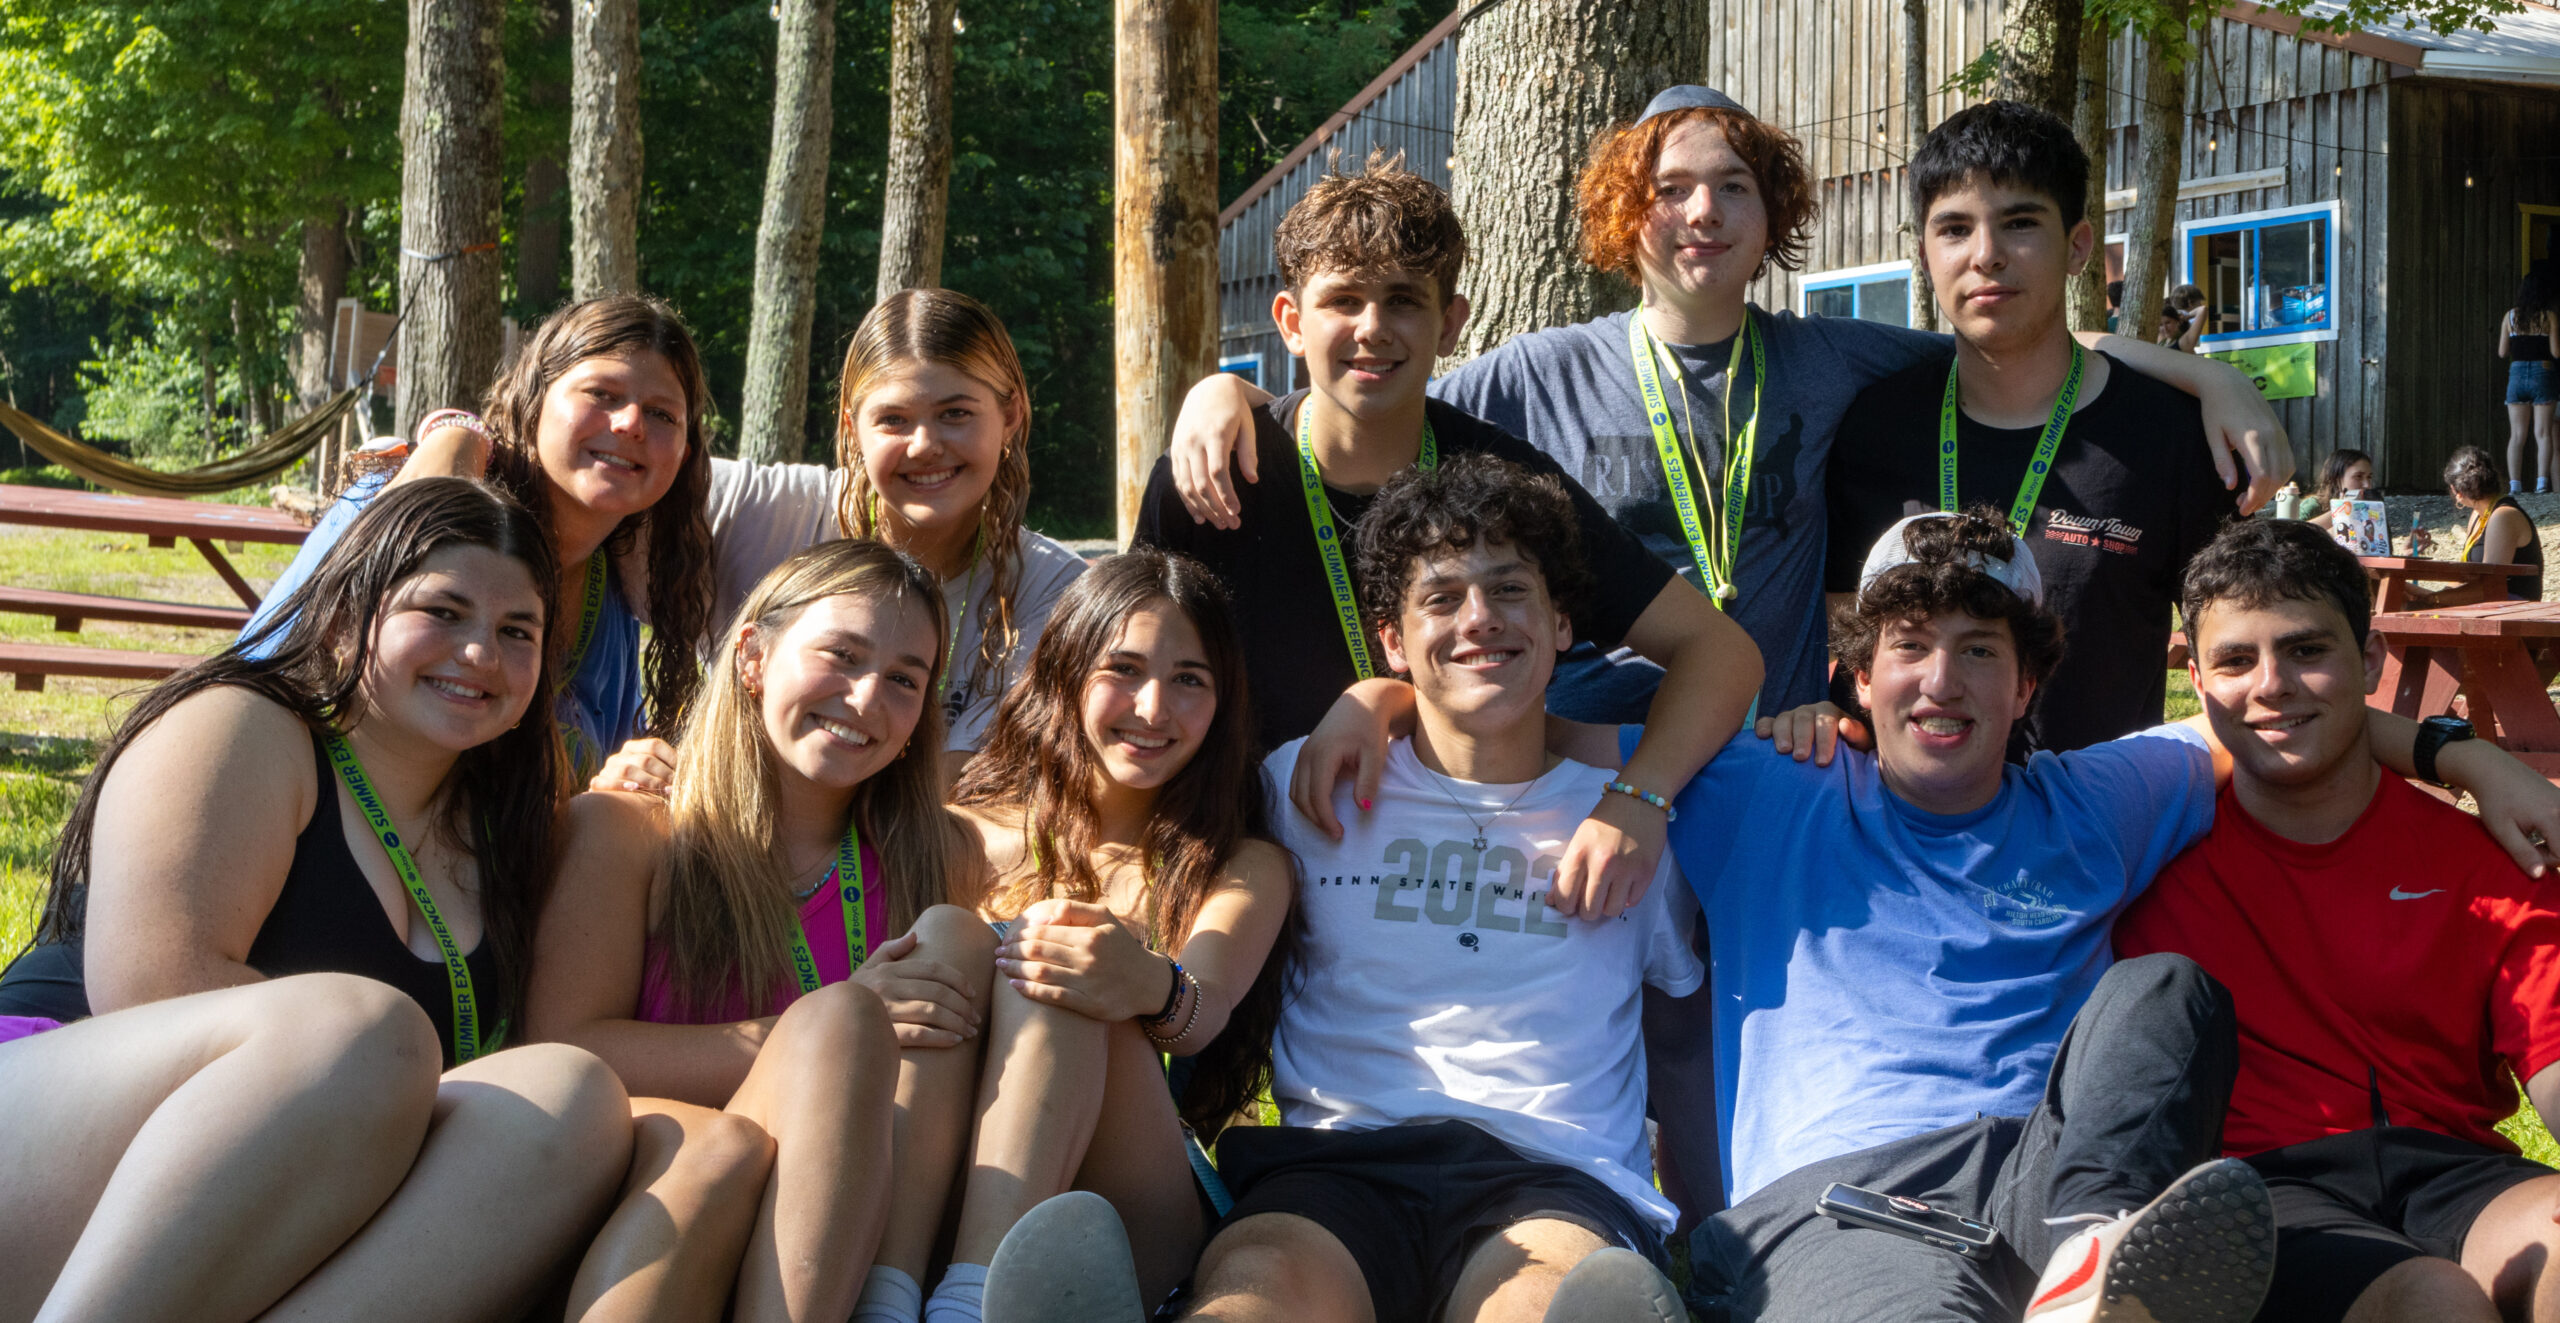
[785,819,872,993]
[325,733,495,1062]
[1939,342,2085,535]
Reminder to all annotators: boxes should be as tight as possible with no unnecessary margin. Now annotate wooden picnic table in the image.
[2358,555,2539,614]
[0,484,308,608]
[0,484,309,691]
[2371,598,2560,777]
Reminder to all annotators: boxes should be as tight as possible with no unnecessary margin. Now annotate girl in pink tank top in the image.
[527,540,995,1323]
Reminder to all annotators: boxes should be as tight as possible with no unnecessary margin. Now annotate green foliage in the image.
[1217,0,1451,208]
[2089,0,2525,53]
[74,316,289,463]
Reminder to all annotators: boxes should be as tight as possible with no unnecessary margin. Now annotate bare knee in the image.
[637,1109,775,1210]
[256,974,441,1109]
[2347,1256,2498,1323]
[1193,1215,1369,1319]
[769,980,900,1088]
[450,1043,636,1201]
[912,903,999,989]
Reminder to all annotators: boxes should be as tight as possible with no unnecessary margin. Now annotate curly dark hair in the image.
[1831,507,2066,706]
[1273,148,1467,306]
[2445,445,2504,502]
[1350,454,1594,649]
[1910,99,2091,229]
[1576,105,1818,283]
[955,549,1303,1137]
[2179,517,2371,652]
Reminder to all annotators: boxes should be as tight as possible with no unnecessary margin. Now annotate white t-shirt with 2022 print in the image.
[1262,737,1704,1234]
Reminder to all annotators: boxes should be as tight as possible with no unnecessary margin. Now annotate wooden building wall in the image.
[2385,80,2560,487]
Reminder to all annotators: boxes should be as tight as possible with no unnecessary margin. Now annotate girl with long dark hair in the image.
[258,294,718,779]
[0,478,634,1320]
[936,549,1299,1316]
[530,539,997,1323]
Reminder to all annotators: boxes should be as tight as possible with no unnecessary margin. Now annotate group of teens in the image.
[6,78,2560,1323]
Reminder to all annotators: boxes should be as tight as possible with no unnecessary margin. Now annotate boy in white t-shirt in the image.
[980,455,1698,1323]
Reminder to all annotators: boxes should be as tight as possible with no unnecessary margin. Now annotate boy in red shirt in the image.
[2116,518,2560,1323]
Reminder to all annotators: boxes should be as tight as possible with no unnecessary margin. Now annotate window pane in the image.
[2256,218,2330,330]
[2189,230,2245,338]
[1808,286,1854,319]
[1855,278,1909,327]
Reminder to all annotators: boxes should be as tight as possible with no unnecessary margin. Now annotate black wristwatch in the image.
[2414,715,2476,786]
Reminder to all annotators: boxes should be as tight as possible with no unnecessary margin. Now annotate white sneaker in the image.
[2022,1158,2274,1323]
[982,1191,1147,1323]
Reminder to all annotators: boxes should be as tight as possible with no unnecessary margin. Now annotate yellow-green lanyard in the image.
[784,820,870,994]
[1294,398,1436,679]
[324,733,493,1062]
[555,553,609,778]
[1628,307,1760,607]
[1939,343,2086,536]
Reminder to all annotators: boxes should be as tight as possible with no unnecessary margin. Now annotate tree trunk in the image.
[518,0,568,314]
[1997,0,2081,125]
[397,0,506,441]
[878,0,957,300]
[737,0,837,465]
[294,202,349,415]
[2120,6,2190,353]
[570,0,643,300]
[1903,0,1936,332]
[232,292,274,439]
[1112,0,1217,542]
[2066,14,2113,333]
[1448,0,1709,363]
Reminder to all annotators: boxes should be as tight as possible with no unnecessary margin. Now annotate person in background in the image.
[2164,283,2208,352]
[2499,269,2558,493]
[2410,446,2544,602]
[2303,448,2377,532]
[2106,278,2124,334]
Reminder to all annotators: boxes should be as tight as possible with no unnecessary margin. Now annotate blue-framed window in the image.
[1218,353,1263,390]
[2179,202,2340,351]
[1800,261,1911,327]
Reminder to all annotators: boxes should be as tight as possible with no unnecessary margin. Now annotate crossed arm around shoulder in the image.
[994,839,1297,1056]
[1755,698,2560,879]
[1290,577,1759,922]
[1162,338,2293,526]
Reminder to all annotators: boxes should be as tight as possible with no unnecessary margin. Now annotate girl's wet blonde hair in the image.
[653,539,972,1019]
[834,287,1034,706]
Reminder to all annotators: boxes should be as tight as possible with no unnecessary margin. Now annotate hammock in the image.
[0,387,365,498]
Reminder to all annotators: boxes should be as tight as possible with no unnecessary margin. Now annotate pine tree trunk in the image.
[1903,0,1936,332]
[1997,0,2081,125]
[1112,0,1217,541]
[737,0,837,465]
[294,202,349,414]
[396,0,507,441]
[1447,0,1709,364]
[570,0,643,300]
[2066,15,2113,333]
[878,0,957,300]
[2120,8,2190,353]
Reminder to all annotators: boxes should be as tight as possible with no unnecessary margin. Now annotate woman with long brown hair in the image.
[0,478,635,1320]
[255,294,718,780]
[933,549,1298,1319]
[599,287,1085,796]
[529,539,997,1323]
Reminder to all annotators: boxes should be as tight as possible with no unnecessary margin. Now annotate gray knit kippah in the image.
[1637,85,1754,124]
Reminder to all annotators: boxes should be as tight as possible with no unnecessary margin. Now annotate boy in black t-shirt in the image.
[1135,152,1763,921]
[1820,101,2239,756]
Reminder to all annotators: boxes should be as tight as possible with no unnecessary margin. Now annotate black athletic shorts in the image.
[1214,1119,1666,1322]
[2246,1126,2552,1323]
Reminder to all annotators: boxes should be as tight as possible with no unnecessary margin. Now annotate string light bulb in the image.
[2468,172,2477,188]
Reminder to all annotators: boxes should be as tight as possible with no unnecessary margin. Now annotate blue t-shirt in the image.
[247,472,645,779]
[1434,309,1947,717]
[1633,724,2217,1204]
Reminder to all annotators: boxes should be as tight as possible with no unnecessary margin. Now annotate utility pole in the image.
[1113,0,1216,543]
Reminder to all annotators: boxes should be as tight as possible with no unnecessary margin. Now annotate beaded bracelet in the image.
[414,408,491,445]
[1143,968,1202,1048]
[1149,957,1187,1026]
[1602,780,1677,822]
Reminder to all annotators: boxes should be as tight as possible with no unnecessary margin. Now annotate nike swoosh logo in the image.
[2390,887,2445,901]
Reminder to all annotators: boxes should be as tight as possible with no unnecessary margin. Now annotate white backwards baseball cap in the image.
[1857,512,2045,607]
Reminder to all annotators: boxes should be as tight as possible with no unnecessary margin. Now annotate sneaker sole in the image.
[1540,1246,1683,1323]
[2083,1158,2276,1323]
[983,1190,1146,1323]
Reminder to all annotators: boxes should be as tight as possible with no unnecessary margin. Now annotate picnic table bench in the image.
[2371,598,2560,778]
[2357,555,2538,613]
[0,484,307,691]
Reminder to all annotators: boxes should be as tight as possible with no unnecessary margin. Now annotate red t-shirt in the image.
[2116,773,2560,1157]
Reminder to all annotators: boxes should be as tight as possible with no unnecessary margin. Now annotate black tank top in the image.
[0,730,497,1065]
[2465,496,2547,602]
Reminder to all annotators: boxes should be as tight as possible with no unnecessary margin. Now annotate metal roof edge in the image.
[1217,6,1468,231]
[2218,1,2428,74]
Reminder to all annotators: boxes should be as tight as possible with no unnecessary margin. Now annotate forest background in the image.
[0,0,1457,538]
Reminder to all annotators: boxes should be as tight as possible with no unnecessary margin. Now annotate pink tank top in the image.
[636,840,890,1025]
